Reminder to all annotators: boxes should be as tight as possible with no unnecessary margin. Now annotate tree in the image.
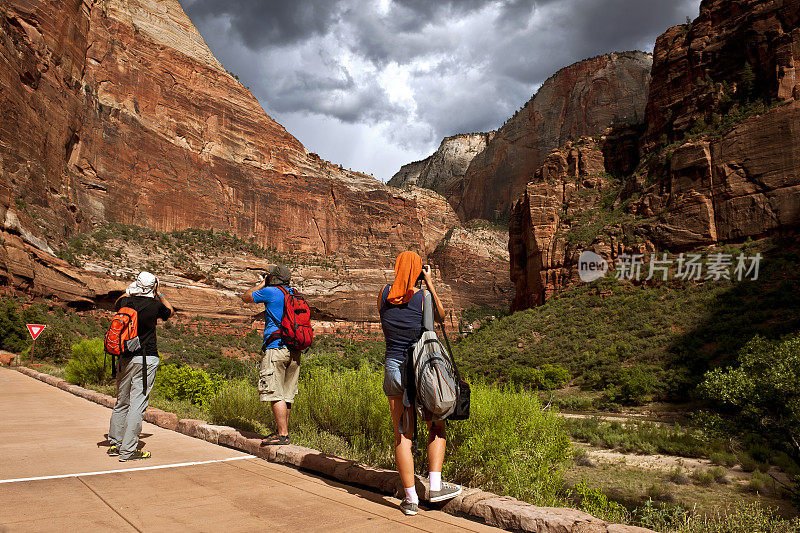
[740,62,756,102]
[700,333,800,495]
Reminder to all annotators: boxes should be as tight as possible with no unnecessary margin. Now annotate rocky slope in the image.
[643,0,800,147]
[452,52,652,222]
[634,0,800,250]
[509,0,800,310]
[0,0,512,323]
[508,138,646,310]
[388,132,494,196]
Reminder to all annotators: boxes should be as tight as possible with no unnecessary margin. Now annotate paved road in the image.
[0,367,499,532]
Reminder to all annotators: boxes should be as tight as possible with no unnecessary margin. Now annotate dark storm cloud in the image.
[183,0,490,51]
[491,0,700,87]
[183,0,345,48]
[179,0,702,176]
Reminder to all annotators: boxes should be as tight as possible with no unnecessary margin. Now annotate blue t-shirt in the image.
[252,286,287,349]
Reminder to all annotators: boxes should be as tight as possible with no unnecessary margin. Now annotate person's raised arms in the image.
[421,265,446,323]
[242,274,267,303]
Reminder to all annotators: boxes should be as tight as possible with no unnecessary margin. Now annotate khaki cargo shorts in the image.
[258,347,301,403]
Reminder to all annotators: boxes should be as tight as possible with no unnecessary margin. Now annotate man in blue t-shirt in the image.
[241,264,300,445]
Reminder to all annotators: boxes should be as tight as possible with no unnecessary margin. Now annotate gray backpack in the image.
[404,290,458,421]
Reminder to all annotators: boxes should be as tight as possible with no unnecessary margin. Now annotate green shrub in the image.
[0,298,43,352]
[603,367,658,405]
[572,479,629,524]
[28,327,71,363]
[153,363,223,406]
[290,366,570,505]
[647,482,674,502]
[64,338,111,386]
[739,455,759,472]
[748,470,770,494]
[708,466,728,484]
[509,364,570,390]
[293,366,394,466]
[207,379,269,433]
[444,382,570,504]
[667,467,690,485]
[691,468,714,486]
[709,451,737,467]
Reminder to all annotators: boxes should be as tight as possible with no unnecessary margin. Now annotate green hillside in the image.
[454,236,800,405]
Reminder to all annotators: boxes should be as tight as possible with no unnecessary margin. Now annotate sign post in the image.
[26,324,46,366]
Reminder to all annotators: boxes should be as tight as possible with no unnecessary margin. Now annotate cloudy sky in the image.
[179,0,701,181]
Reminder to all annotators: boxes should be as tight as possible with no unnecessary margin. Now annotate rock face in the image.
[428,221,514,313]
[0,0,511,322]
[643,0,800,147]
[509,0,800,311]
[453,52,652,222]
[509,139,639,310]
[388,133,494,196]
[635,0,800,249]
[638,101,800,249]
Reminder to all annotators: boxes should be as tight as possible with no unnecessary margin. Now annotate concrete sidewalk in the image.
[0,367,500,532]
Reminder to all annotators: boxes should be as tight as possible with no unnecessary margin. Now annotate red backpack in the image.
[264,286,313,351]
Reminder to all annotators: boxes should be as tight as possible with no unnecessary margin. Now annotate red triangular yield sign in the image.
[27,324,46,340]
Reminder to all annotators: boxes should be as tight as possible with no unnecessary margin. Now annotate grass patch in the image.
[565,417,735,461]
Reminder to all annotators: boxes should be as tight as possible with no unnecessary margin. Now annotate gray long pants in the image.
[108,356,159,459]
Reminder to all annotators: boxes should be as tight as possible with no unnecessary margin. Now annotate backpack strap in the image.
[422,289,434,332]
[262,286,290,350]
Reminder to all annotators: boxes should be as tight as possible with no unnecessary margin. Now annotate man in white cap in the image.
[107,271,174,461]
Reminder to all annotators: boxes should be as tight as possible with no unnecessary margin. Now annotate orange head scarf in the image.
[386,251,422,305]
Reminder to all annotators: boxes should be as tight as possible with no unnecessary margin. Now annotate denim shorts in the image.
[383,357,406,397]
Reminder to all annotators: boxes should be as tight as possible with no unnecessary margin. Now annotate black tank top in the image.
[379,285,424,361]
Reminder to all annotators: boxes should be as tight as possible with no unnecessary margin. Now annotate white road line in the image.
[0,455,256,484]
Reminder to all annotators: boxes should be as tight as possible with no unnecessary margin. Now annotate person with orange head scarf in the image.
[377,251,459,515]
[386,251,423,304]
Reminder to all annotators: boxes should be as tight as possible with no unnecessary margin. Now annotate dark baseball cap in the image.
[266,264,291,285]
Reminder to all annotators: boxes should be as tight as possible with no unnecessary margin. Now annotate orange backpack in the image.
[104,307,147,388]
[105,307,140,356]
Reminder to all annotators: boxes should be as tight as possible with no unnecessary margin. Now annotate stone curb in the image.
[12,365,653,533]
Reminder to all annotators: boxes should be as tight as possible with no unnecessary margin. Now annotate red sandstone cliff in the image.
[509,0,800,311]
[508,139,650,310]
[0,0,511,322]
[634,0,800,249]
[452,52,652,222]
[643,0,800,147]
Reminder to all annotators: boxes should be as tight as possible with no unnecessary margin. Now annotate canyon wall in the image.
[0,0,512,322]
[636,0,800,249]
[453,52,652,222]
[643,0,800,147]
[388,133,494,196]
[509,0,800,311]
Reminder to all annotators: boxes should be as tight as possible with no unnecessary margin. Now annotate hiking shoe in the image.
[400,499,419,516]
[107,445,119,456]
[429,482,462,502]
[119,450,151,462]
[261,433,290,446]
